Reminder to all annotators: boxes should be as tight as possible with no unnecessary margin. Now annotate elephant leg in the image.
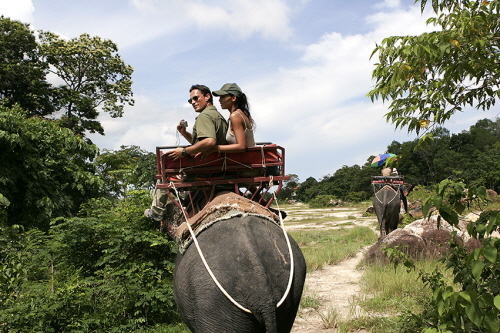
[380,218,386,238]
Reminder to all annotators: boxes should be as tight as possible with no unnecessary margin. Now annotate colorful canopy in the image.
[370,153,396,167]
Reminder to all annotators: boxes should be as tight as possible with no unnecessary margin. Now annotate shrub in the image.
[309,195,339,208]
[0,190,181,332]
[345,191,367,202]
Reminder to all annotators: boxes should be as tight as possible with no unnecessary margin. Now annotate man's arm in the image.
[165,137,216,160]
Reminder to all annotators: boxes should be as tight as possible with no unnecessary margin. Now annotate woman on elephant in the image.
[208,83,256,153]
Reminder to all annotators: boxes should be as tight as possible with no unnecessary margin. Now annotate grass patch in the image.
[337,316,394,333]
[299,293,321,311]
[138,323,190,333]
[336,221,355,226]
[286,216,334,223]
[318,306,341,329]
[289,226,377,272]
[358,261,433,315]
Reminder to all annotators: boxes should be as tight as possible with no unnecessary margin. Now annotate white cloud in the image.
[366,3,433,37]
[87,94,193,152]
[374,0,403,9]
[129,0,294,42]
[235,2,437,177]
[0,0,34,23]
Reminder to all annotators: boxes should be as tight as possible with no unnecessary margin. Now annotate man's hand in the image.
[177,120,187,135]
[177,119,192,143]
[165,147,184,160]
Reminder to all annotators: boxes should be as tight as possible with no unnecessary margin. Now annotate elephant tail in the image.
[261,311,278,333]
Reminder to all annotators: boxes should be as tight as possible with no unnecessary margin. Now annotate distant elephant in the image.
[373,185,401,237]
[171,214,306,333]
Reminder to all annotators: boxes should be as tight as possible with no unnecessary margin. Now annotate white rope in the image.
[271,189,295,308]
[374,185,400,205]
[260,145,266,169]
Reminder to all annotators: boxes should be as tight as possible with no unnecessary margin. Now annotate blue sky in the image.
[2,0,498,181]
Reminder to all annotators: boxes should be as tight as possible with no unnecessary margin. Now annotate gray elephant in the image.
[171,213,306,333]
[373,185,402,237]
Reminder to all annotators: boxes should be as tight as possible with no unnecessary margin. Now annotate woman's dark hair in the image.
[234,93,255,128]
[190,84,213,104]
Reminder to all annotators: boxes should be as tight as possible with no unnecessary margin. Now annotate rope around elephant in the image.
[373,184,400,205]
[169,183,295,314]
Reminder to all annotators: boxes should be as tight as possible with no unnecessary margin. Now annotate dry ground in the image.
[284,203,378,333]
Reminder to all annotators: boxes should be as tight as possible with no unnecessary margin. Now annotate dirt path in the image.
[285,204,377,333]
[291,247,370,333]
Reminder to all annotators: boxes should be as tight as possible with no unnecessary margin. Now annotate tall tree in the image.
[367,0,500,136]
[0,16,53,116]
[277,174,300,201]
[93,145,157,198]
[39,32,134,136]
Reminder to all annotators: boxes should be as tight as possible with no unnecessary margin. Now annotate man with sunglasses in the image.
[145,85,228,222]
[166,84,228,160]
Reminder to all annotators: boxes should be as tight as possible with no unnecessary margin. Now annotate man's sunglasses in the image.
[188,96,201,104]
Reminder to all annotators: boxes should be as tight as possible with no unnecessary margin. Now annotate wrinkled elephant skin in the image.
[373,185,401,238]
[173,215,306,333]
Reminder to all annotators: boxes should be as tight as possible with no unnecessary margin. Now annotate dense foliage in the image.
[0,17,54,117]
[94,145,157,198]
[0,18,182,332]
[0,104,101,230]
[0,191,180,332]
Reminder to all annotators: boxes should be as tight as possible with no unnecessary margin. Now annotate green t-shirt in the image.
[192,105,228,145]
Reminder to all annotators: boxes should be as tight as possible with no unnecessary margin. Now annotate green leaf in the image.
[484,311,500,333]
[459,291,472,303]
[465,302,483,328]
[494,295,500,310]
[471,260,485,281]
[482,244,497,263]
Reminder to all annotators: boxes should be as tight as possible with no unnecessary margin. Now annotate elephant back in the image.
[174,191,281,254]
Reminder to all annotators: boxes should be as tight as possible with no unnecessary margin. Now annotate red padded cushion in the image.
[163,145,281,171]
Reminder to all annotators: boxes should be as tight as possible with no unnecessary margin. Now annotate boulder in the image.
[365,229,426,263]
[365,214,480,263]
[403,214,470,242]
[487,189,498,201]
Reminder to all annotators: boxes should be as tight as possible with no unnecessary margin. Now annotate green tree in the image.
[94,145,157,198]
[295,176,318,202]
[277,174,300,201]
[368,0,500,136]
[368,0,500,331]
[476,141,500,190]
[39,32,134,136]
[0,16,54,116]
[326,165,373,201]
[0,104,101,229]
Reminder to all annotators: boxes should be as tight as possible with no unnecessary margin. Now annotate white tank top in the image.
[226,111,255,147]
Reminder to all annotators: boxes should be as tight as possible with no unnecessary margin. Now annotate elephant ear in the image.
[160,202,184,240]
